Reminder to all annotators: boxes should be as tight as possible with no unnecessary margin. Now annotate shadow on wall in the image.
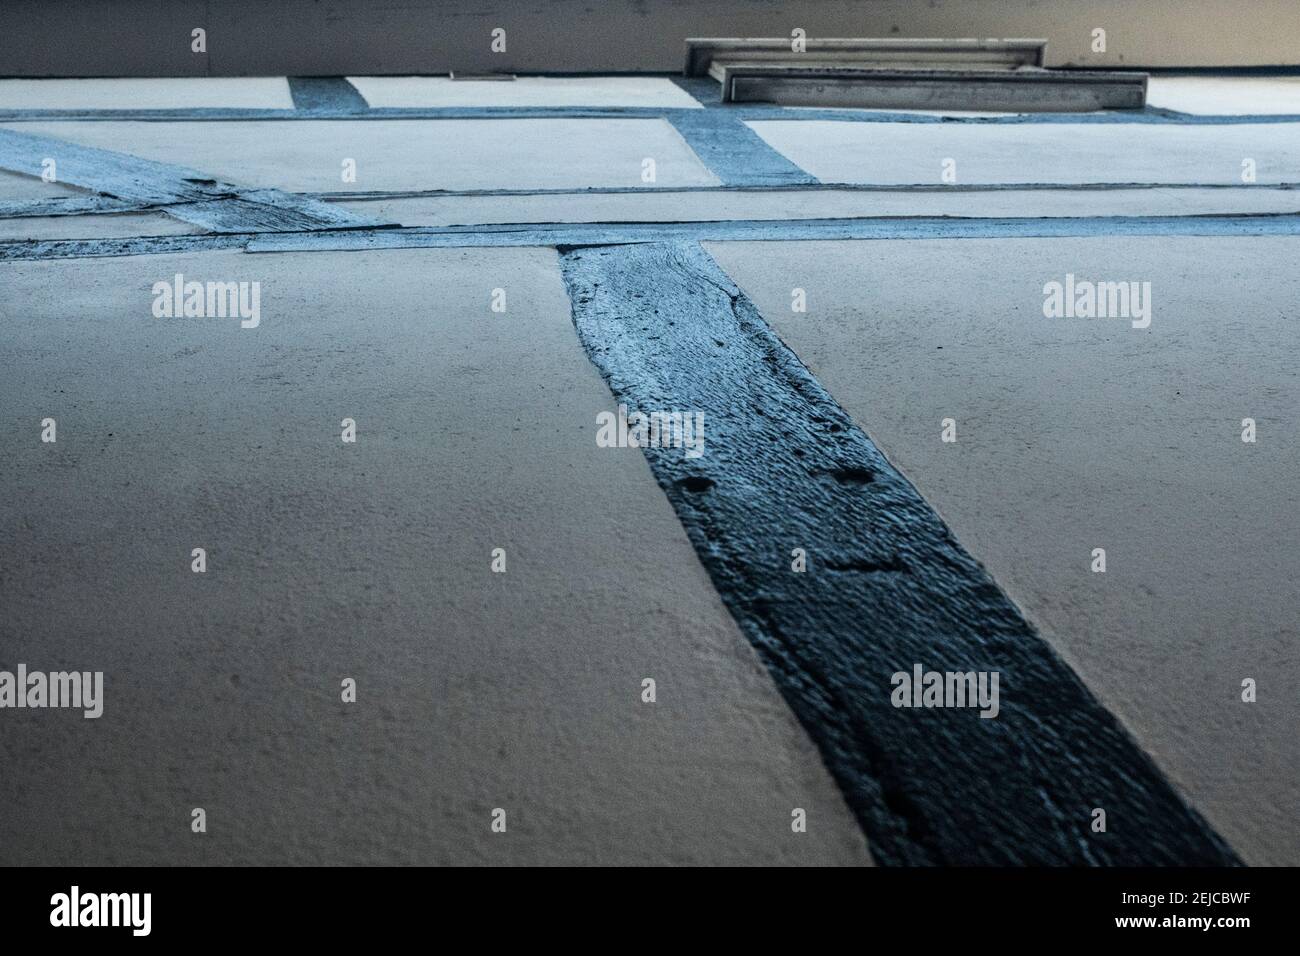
[1,0,1297,77]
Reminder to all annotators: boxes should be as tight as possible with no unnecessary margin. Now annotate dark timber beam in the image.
[685,37,1048,76]
[721,65,1148,111]
[558,239,1240,866]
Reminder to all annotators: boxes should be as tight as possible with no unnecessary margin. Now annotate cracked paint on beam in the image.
[666,109,816,186]
[0,127,227,205]
[8,212,1300,262]
[241,213,1300,253]
[161,190,394,234]
[287,77,370,113]
[556,239,1241,866]
[308,181,1300,201]
[8,212,1300,261]
[0,233,251,260]
[0,195,147,217]
[0,128,392,233]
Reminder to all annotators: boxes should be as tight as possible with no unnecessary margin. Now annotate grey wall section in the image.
[1,1,1297,77]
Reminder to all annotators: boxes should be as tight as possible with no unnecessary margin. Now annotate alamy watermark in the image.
[596,403,705,459]
[152,273,261,328]
[50,886,150,936]
[1043,273,1151,329]
[0,665,103,718]
[891,664,1000,718]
